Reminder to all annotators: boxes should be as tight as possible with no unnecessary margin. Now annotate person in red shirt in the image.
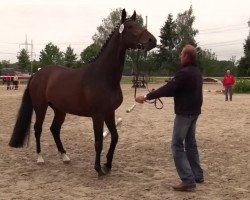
[5,73,11,90]
[222,70,235,101]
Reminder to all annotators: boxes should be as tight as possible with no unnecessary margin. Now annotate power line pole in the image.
[248,18,250,39]
[247,18,250,39]
[19,35,35,74]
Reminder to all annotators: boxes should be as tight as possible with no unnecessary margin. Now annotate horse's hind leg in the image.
[103,112,119,174]
[50,108,70,163]
[34,105,48,164]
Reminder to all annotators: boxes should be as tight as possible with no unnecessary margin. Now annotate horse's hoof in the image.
[62,153,70,164]
[37,154,45,165]
[102,164,111,174]
[37,160,44,165]
[63,160,70,164]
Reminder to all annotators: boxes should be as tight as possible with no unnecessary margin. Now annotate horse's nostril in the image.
[149,38,153,42]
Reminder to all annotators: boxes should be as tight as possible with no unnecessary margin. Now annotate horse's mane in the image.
[90,24,120,63]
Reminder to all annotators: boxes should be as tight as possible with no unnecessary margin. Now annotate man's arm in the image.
[135,70,186,103]
[146,70,186,100]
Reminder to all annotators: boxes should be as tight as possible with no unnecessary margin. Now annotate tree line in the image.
[0,7,249,77]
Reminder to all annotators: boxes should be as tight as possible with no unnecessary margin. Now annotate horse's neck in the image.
[94,33,126,84]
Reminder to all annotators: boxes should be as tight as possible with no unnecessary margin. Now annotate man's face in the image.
[180,49,186,65]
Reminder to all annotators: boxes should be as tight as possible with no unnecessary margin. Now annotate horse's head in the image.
[118,9,157,51]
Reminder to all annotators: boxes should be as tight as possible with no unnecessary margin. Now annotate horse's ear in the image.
[121,9,127,23]
[131,10,136,21]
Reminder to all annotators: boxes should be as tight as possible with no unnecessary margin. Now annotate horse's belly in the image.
[47,83,123,117]
[49,97,117,117]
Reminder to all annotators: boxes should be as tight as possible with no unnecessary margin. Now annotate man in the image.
[5,73,11,90]
[222,70,235,101]
[136,44,204,191]
[13,74,19,90]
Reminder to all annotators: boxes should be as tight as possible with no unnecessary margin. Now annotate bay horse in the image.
[9,9,156,177]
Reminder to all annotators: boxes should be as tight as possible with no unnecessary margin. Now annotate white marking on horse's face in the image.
[119,24,124,33]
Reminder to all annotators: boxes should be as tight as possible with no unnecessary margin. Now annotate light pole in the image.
[248,18,250,39]
[30,40,33,75]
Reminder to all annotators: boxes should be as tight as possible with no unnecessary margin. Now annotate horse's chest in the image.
[82,86,121,108]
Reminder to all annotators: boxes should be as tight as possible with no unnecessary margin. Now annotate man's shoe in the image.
[195,178,204,183]
[172,182,196,191]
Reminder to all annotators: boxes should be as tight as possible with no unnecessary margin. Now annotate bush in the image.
[234,79,250,93]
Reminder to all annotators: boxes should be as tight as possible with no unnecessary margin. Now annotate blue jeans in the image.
[171,114,203,184]
[225,85,233,101]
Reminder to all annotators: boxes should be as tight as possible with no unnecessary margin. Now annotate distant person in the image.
[135,44,204,191]
[5,73,11,90]
[13,74,19,90]
[222,70,235,101]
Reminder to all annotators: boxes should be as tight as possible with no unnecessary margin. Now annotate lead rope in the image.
[134,49,140,99]
[134,49,163,109]
[145,82,164,109]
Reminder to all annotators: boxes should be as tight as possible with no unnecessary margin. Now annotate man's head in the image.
[226,70,231,75]
[180,44,197,66]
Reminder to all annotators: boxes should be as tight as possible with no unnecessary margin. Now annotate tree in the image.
[0,60,10,70]
[92,8,122,46]
[197,48,237,76]
[141,51,160,76]
[39,42,64,66]
[156,6,199,75]
[157,13,179,75]
[198,48,217,75]
[125,49,145,74]
[158,14,178,62]
[238,38,250,76]
[80,43,101,63]
[175,6,199,52]
[64,46,77,67]
[17,49,30,70]
[199,49,217,61]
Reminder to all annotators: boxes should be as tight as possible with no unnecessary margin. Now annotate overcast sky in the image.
[0,0,249,63]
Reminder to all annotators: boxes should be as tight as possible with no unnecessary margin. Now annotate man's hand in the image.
[135,96,146,104]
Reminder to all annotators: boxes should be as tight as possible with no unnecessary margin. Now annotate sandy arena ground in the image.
[0,82,249,200]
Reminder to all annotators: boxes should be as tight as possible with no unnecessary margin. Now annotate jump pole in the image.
[126,103,136,113]
[103,117,123,138]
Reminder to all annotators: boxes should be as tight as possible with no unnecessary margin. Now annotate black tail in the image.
[9,79,33,148]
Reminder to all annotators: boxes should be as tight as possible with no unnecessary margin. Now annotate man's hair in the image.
[183,44,197,63]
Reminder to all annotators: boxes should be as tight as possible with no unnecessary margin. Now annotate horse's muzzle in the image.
[137,37,157,51]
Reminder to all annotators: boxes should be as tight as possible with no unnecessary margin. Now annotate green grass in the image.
[120,76,133,84]
[121,76,170,84]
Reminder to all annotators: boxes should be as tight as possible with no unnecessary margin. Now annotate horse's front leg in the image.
[103,112,119,174]
[92,116,105,177]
